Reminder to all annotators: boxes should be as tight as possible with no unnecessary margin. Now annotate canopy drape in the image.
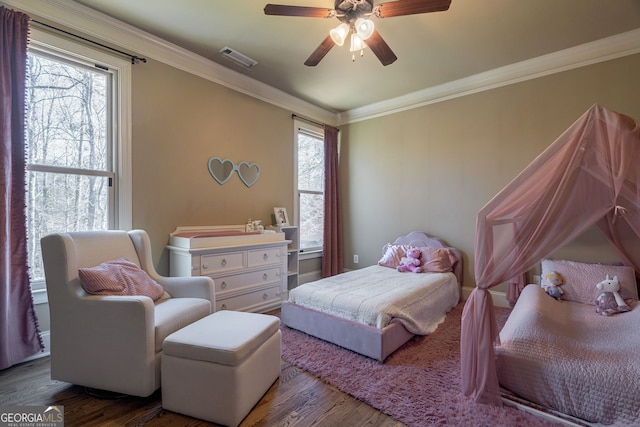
[461,104,640,404]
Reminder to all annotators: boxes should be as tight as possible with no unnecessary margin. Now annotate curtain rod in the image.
[292,114,326,129]
[31,19,147,65]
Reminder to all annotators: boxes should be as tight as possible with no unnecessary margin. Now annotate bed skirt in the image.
[281,301,414,361]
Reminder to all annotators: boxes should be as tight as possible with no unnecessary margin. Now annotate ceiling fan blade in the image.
[304,35,336,66]
[264,4,333,18]
[376,0,451,18]
[365,30,397,66]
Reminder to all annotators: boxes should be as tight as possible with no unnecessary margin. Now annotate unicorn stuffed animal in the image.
[595,274,630,316]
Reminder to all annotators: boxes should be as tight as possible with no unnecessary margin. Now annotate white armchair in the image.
[41,229,215,397]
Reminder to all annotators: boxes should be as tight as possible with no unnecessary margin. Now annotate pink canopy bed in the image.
[460,104,640,418]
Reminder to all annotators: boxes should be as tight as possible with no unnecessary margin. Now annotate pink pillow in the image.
[541,259,638,305]
[420,247,457,273]
[378,245,414,268]
[379,245,458,273]
[79,258,165,301]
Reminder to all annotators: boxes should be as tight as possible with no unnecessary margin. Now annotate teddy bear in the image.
[541,271,565,300]
[595,274,631,316]
[397,248,423,273]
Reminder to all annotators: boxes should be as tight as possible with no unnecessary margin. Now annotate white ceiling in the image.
[71,0,640,113]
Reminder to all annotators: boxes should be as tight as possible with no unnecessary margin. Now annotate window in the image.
[25,29,131,289]
[295,121,324,254]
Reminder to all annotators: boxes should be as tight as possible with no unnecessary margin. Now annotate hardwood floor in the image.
[0,356,405,427]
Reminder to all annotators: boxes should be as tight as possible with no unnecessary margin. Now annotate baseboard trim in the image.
[462,286,510,308]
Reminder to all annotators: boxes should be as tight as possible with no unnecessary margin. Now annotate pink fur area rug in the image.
[280,302,560,427]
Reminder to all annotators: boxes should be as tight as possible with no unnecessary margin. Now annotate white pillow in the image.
[541,259,638,305]
[378,245,414,269]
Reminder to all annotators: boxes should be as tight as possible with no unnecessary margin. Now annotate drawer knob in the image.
[221,259,227,266]
[263,293,268,300]
[263,273,268,280]
[202,264,208,269]
[221,281,227,289]
[221,303,227,310]
[263,253,268,260]
[191,265,199,271]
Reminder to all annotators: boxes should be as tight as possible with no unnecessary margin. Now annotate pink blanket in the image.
[495,284,640,425]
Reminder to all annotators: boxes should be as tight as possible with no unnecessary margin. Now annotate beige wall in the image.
[128,54,640,283]
[131,59,295,274]
[340,53,640,288]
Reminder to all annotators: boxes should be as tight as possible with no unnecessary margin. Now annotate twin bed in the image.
[281,231,462,361]
[496,259,640,426]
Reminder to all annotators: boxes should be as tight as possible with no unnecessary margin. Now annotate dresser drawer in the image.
[201,251,244,275]
[216,283,282,312]
[216,267,282,293]
[248,247,282,268]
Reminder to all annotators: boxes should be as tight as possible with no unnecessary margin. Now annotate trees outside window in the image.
[296,126,324,252]
[26,52,111,283]
[25,30,131,289]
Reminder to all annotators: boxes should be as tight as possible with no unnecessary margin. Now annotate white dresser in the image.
[167,226,289,313]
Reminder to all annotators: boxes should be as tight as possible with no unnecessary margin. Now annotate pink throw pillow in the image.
[420,247,457,273]
[79,258,165,301]
[541,259,638,305]
[378,245,414,268]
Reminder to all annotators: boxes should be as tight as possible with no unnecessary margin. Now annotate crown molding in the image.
[5,1,639,127]
[338,28,640,125]
[3,0,337,126]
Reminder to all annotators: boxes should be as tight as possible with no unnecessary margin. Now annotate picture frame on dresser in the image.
[274,207,289,226]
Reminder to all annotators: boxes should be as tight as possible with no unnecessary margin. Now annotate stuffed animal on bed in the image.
[595,274,631,316]
[397,248,423,273]
[541,271,565,300]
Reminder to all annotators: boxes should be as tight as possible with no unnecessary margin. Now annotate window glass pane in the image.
[297,132,324,192]
[26,53,108,171]
[25,49,113,286]
[26,171,110,281]
[299,192,324,250]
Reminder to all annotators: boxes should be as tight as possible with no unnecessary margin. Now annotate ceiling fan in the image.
[264,0,451,66]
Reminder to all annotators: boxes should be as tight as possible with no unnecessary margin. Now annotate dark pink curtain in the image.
[0,6,43,369]
[321,125,343,278]
[461,104,640,405]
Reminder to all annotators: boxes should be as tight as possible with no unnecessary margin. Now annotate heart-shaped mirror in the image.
[208,157,235,185]
[237,161,260,187]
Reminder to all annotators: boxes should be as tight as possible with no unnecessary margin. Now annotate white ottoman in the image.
[161,310,281,426]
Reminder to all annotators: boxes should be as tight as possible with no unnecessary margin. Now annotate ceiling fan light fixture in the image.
[349,32,366,52]
[329,23,349,46]
[354,17,374,40]
[263,0,444,66]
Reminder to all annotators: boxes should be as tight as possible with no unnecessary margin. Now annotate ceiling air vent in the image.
[219,47,258,69]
